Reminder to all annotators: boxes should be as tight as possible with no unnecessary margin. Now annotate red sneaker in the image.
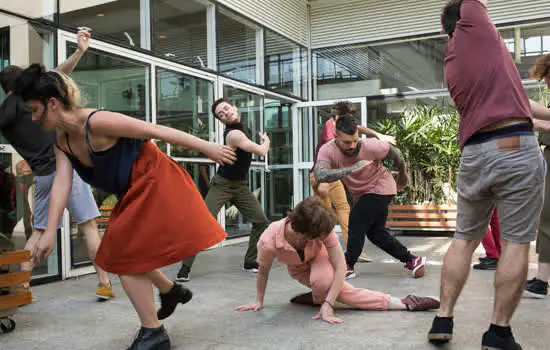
[345,265,356,280]
[405,256,426,278]
[401,295,440,311]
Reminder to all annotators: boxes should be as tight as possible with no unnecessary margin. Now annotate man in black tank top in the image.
[177,98,270,281]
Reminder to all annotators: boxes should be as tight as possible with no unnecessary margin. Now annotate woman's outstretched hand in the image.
[313,302,343,325]
[235,301,263,312]
[204,143,237,165]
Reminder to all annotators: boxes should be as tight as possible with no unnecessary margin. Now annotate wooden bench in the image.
[386,205,457,231]
[0,250,33,333]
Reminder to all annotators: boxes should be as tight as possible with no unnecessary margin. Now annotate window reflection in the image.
[156,68,214,158]
[217,8,258,84]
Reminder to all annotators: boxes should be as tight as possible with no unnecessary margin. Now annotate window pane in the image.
[68,44,150,121]
[217,9,257,84]
[314,37,447,100]
[60,0,141,48]
[266,169,293,220]
[264,29,307,98]
[156,68,214,158]
[265,99,292,164]
[152,0,208,67]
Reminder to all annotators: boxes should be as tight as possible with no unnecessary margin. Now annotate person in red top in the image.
[309,101,395,263]
[427,1,548,349]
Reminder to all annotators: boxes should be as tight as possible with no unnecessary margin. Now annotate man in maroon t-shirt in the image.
[427,1,545,349]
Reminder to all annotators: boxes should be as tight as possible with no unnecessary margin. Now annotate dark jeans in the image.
[181,175,269,270]
[345,194,414,269]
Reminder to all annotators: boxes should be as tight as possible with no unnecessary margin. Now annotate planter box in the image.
[0,250,33,333]
[386,205,457,232]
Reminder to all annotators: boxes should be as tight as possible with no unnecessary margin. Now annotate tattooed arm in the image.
[313,160,369,184]
[384,145,409,190]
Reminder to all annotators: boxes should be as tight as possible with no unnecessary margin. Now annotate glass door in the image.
[58,31,153,278]
[292,98,367,208]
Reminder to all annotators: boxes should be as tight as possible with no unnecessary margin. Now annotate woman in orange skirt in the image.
[14,64,235,350]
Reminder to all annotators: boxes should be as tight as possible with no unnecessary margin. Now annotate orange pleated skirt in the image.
[94,141,227,275]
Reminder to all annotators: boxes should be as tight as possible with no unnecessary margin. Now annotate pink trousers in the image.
[288,250,391,310]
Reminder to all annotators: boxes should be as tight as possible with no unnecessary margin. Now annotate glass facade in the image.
[217,8,258,84]
[314,37,447,99]
[265,29,307,99]
[60,0,142,48]
[314,24,550,100]
[156,68,214,157]
[152,0,208,67]
[68,44,150,121]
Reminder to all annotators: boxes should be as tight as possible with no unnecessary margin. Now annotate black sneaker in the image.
[481,330,522,350]
[243,262,259,273]
[427,316,453,344]
[176,264,190,282]
[523,278,548,299]
[157,283,193,320]
[474,258,498,270]
[127,325,171,350]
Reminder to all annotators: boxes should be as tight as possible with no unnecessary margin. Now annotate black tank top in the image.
[217,123,252,181]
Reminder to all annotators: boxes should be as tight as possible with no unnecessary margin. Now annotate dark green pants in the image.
[181,175,269,270]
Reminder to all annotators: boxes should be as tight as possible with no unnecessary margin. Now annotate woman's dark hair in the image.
[288,196,336,239]
[13,63,80,108]
[331,101,356,118]
[441,0,463,38]
[0,65,24,94]
[335,114,358,135]
[529,54,550,82]
[211,98,230,119]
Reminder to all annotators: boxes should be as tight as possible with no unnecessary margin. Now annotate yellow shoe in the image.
[96,282,115,300]
[358,253,372,263]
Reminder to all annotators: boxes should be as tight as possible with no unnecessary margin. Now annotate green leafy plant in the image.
[372,105,461,205]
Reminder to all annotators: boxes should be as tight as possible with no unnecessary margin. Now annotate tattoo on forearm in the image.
[314,161,364,184]
[385,145,406,174]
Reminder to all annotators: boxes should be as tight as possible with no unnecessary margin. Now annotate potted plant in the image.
[372,105,460,230]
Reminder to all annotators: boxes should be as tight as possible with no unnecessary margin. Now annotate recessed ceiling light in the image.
[96,13,105,17]
[159,35,167,39]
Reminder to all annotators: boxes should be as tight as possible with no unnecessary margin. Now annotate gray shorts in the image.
[33,170,100,230]
[455,134,545,243]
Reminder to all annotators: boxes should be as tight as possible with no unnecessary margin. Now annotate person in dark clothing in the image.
[177,98,270,282]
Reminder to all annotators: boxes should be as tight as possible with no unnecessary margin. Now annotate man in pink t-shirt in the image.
[314,115,426,280]
[235,197,440,323]
[428,1,547,348]
[309,101,395,263]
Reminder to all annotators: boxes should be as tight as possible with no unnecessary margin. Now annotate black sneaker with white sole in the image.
[427,316,454,344]
[523,278,548,299]
[243,262,259,273]
[176,265,190,282]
